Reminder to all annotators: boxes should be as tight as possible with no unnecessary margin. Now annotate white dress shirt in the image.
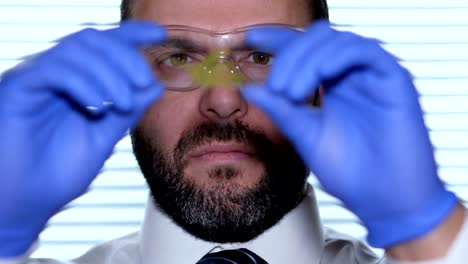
[1,186,467,264]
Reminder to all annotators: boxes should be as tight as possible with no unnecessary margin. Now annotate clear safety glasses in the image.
[142,24,304,91]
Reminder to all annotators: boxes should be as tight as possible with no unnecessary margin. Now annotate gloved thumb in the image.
[241,84,322,159]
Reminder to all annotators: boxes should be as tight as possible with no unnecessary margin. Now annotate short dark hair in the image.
[120,0,329,21]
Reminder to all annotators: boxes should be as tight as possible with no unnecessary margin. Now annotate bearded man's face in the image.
[130,0,311,242]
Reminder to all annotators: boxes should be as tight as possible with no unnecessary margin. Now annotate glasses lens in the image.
[236,51,273,83]
[142,25,298,91]
[153,51,200,89]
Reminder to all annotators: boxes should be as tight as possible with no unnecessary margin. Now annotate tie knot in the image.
[197,248,268,264]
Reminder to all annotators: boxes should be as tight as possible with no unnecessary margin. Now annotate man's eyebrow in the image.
[153,38,201,51]
[230,43,255,51]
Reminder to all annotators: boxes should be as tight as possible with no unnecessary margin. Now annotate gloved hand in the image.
[0,21,166,257]
[242,21,458,248]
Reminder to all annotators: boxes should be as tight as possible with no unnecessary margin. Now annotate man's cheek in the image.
[245,107,284,141]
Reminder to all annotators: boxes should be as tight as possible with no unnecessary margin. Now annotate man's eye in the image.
[249,52,273,65]
[162,53,192,66]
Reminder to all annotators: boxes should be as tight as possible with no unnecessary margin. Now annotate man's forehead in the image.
[133,0,310,30]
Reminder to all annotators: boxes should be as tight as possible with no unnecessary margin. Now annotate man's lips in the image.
[188,142,256,161]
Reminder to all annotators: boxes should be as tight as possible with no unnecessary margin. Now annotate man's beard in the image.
[131,120,309,243]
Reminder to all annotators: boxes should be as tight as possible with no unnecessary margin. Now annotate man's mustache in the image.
[173,121,273,166]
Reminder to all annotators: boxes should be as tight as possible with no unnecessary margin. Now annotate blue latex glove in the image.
[0,21,166,257]
[242,21,458,248]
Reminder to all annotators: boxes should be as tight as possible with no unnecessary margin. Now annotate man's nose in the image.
[199,87,248,121]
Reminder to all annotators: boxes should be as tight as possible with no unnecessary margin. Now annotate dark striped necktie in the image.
[197,248,268,264]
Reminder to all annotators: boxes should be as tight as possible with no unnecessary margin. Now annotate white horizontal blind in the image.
[0,0,467,260]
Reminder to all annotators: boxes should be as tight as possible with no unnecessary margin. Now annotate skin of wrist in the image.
[386,203,466,261]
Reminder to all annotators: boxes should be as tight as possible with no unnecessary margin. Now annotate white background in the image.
[0,0,467,260]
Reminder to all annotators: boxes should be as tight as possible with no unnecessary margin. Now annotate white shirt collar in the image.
[139,185,325,264]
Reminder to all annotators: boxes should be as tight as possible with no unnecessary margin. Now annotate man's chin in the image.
[152,174,275,243]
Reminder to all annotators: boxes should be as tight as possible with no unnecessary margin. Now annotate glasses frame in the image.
[144,24,306,91]
[161,23,306,35]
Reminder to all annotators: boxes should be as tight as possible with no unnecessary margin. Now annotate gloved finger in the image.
[241,84,322,157]
[51,35,134,113]
[266,21,336,93]
[89,83,164,150]
[294,32,404,103]
[286,31,359,102]
[321,38,409,104]
[245,26,302,54]
[327,33,400,76]
[321,37,400,79]
[58,27,159,90]
[3,62,107,114]
[99,29,163,89]
[105,21,167,46]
